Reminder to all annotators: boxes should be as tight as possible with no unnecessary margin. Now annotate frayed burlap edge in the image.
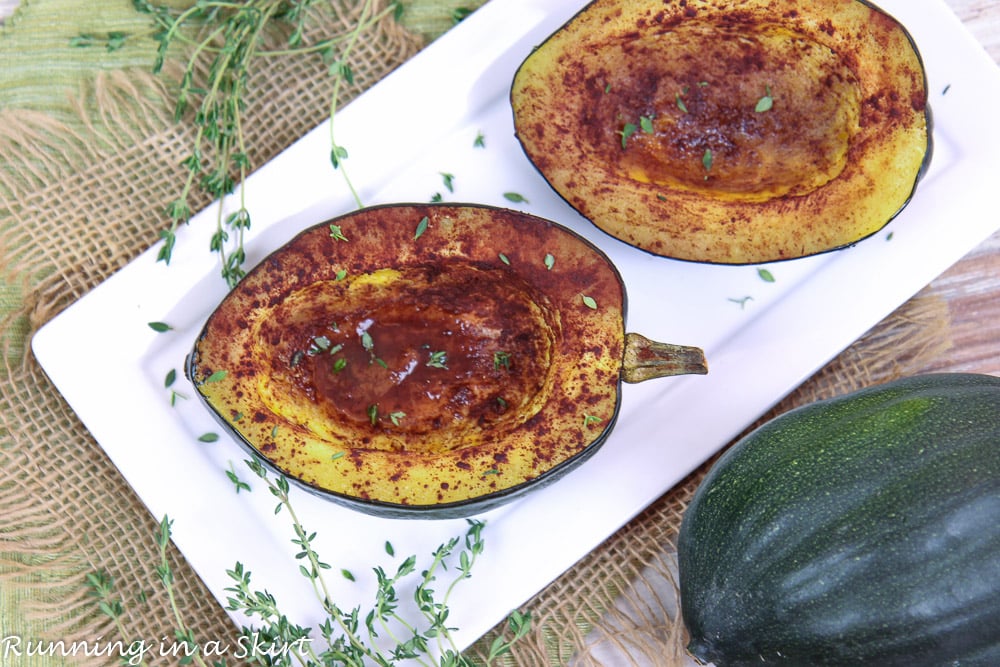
[465,290,953,666]
[0,3,421,664]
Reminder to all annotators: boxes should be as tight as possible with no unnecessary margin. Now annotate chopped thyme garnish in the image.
[755,85,774,113]
[494,351,512,371]
[360,331,374,352]
[581,295,598,310]
[503,192,529,204]
[618,122,637,149]
[204,369,227,384]
[329,224,348,241]
[427,350,448,369]
[440,172,455,193]
[169,389,188,406]
[414,215,429,240]
[308,335,331,355]
[728,296,754,309]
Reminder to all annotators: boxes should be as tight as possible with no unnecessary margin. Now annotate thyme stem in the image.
[140,0,402,285]
[156,516,210,667]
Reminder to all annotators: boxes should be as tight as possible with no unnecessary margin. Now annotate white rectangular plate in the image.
[32,0,1000,655]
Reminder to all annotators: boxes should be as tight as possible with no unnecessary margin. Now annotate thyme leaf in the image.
[494,351,512,371]
[148,321,172,333]
[144,0,401,285]
[755,85,774,112]
[414,215,430,240]
[329,224,349,242]
[618,122,637,149]
[503,192,529,204]
[427,350,448,369]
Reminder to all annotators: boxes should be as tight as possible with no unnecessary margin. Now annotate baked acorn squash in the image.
[677,373,1000,666]
[511,0,931,264]
[187,204,706,518]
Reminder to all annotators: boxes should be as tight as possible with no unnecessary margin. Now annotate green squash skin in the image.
[677,373,1000,666]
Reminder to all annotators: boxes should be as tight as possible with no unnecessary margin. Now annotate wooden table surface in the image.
[927,0,1000,378]
[889,0,1000,379]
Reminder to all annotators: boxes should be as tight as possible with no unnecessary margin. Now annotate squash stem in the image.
[622,332,708,383]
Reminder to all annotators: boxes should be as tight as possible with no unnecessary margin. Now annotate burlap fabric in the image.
[0,1,954,665]
[0,2,422,664]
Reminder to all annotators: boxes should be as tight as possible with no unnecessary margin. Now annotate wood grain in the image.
[931,0,1000,376]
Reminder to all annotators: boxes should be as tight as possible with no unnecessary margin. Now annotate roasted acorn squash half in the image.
[187,204,706,518]
[511,0,931,264]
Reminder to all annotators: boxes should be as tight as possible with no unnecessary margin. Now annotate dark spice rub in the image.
[188,204,706,518]
[512,0,930,263]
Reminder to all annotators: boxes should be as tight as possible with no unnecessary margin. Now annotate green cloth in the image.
[0,0,479,358]
[0,1,480,664]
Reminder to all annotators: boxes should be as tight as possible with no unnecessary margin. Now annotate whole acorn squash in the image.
[677,373,1000,666]
[511,0,931,264]
[187,204,706,518]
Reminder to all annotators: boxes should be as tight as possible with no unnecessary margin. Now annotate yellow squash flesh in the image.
[188,205,706,517]
[511,0,930,264]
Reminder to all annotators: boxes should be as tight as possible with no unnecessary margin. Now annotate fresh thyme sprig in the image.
[90,458,531,665]
[238,457,533,666]
[155,516,212,666]
[84,571,148,666]
[134,0,402,287]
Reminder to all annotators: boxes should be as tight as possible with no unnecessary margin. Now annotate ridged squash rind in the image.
[187,204,628,519]
[677,373,1000,666]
